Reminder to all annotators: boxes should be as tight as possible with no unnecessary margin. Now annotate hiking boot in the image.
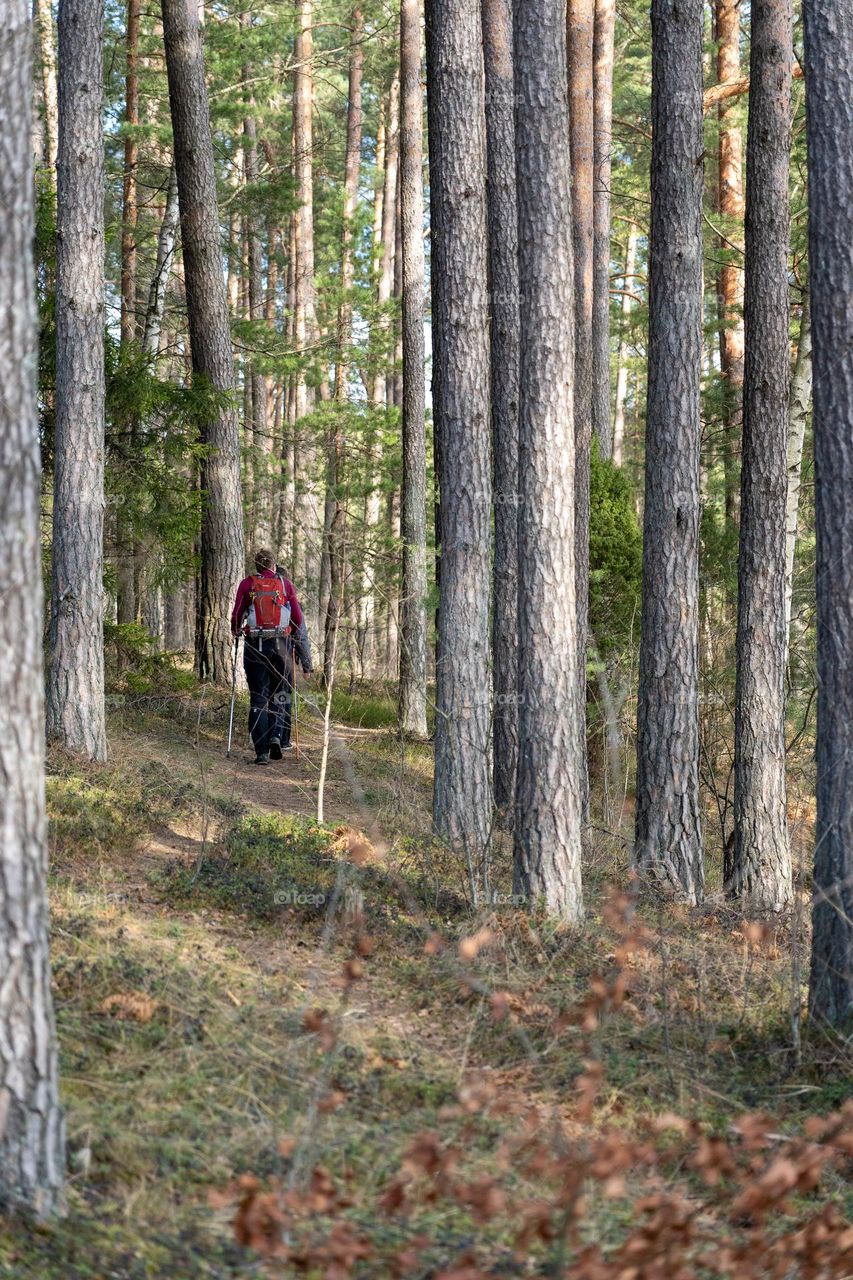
[269,738,283,760]
[254,753,270,766]
[281,741,294,752]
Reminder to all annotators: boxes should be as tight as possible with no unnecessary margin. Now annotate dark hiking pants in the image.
[244,637,294,755]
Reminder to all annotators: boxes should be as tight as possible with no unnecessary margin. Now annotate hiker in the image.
[231,549,313,765]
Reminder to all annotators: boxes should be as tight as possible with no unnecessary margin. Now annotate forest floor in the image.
[1,683,852,1279]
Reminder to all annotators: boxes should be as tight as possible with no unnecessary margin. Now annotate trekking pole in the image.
[292,644,300,761]
[226,635,239,757]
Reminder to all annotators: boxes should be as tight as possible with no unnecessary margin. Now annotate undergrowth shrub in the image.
[218,901,853,1279]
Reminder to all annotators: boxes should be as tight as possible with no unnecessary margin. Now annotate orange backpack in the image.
[244,576,292,636]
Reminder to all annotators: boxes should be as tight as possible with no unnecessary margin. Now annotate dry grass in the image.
[1,700,850,1278]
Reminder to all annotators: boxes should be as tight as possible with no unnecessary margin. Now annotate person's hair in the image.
[253,548,275,572]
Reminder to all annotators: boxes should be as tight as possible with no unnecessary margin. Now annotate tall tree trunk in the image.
[592,0,615,458]
[784,286,812,643]
[120,0,140,345]
[612,219,638,467]
[567,0,594,823]
[716,0,745,527]
[142,163,180,358]
[293,0,321,635]
[243,76,272,547]
[34,0,59,182]
[115,0,142,626]
[398,0,429,737]
[482,0,520,811]
[425,0,492,895]
[1,0,66,1216]
[730,0,793,909]
[804,1,853,1028]
[47,0,107,761]
[514,0,584,921]
[162,0,244,684]
[324,5,364,684]
[361,74,400,677]
[634,0,704,902]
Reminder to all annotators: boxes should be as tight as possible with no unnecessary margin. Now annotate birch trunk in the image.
[34,0,59,181]
[612,219,638,467]
[784,287,812,643]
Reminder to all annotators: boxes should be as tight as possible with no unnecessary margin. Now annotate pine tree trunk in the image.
[514,0,584,921]
[47,0,108,761]
[592,0,615,458]
[120,0,140,346]
[804,1,853,1028]
[361,74,400,678]
[324,5,364,684]
[784,287,812,642]
[612,219,638,467]
[730,0,793,909]
[0,0,66,1216]
[482,0,520,811]
[716,0,745,528]
[293,0,321,636]
[634,0,704,902]
[162,0,244,684]
[425,0,492,893]
[243,81,272,547]
[115,0,141,626]
[399,0,429,737]
[567,0,594,823]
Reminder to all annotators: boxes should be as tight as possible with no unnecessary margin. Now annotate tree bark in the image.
[730,0,793,910]
[161,0,244,684]
[612,219,638,467]
[243,68,272,547]
[360,74,400,677]
[425,0,492,894]
[482,0,520,812]
[324,5,364,684]
[120,0,140,346]
[399,0,428,737]
[804,1,853,1028]
[34,0,59,181]
[567,0,594,823]
[0,0,66,1217]
[592,0,615,458]
[716,0,745,528]
[292,0,321,637]
[114,0,142,627]
[634,0,704,902]
[784,286,811,644]
[142,163,180,358]
[513,0,584,921]
[47,0,108,761]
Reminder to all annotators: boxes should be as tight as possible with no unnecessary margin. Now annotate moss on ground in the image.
[2,706,850,1278]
